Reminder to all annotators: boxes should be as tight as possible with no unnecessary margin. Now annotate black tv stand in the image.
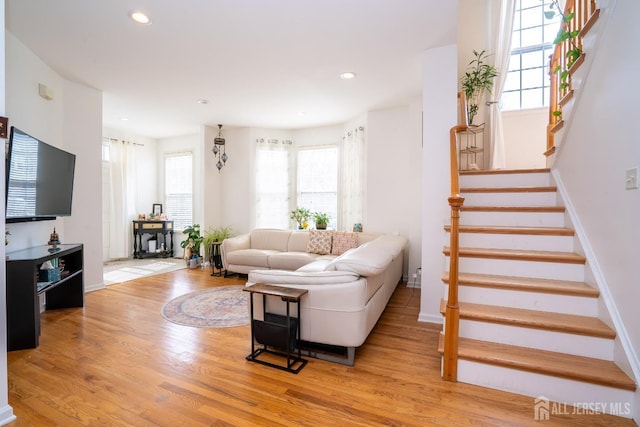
[6,244,84,351]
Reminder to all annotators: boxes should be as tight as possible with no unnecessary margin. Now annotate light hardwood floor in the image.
[7,269,636,426]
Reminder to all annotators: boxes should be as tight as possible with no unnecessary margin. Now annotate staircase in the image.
[438,168,637,416]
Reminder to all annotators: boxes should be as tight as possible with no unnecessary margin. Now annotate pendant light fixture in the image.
[212,124,228,172]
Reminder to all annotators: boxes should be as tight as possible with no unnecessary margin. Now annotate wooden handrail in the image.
[443,93,467,382]
[547,0,599,155]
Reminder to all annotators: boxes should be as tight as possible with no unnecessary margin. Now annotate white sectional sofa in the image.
[221,228,408,365]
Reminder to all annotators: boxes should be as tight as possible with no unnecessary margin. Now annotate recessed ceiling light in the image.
[340,72,356,80]
[196,99,209,105]
[119,117,129,122]
[130,11,151,25]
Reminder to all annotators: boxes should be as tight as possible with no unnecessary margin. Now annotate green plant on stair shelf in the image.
[460,50,499,125]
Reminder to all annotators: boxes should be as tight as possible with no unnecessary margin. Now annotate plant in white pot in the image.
[460,50,499,126]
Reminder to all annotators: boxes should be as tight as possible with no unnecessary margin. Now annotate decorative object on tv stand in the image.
[47,228,61,252]
[212,124,228,172]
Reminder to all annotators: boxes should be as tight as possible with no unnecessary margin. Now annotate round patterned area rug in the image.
[161,286,249,328]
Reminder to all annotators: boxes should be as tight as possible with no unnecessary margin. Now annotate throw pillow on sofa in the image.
[331,231,359,255]
[306,230,333,255]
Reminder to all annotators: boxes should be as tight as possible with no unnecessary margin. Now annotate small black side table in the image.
[244,283,308,373]
[210,242,225,277]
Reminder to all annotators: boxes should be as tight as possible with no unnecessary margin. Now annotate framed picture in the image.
[152,204,163,215]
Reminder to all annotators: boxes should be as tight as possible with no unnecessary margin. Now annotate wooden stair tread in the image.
[443,246,586,264]
[437,334,636,391]
[441,272,599,297]
[444,225,574,236]
[439,299,615,339]
[460,186,557,193]
[460,168,550,176]
[460,206,565,213]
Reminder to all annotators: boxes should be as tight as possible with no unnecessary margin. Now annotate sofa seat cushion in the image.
[296,259,334,272]
[268,251,318,270]
[224,248,279,269]
[248,269,360,286]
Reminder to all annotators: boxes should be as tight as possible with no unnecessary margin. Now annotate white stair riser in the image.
[462,191,557,207]
[460,173,550,188]
[456,360,634,419]
[457,232,574,252]
[460,211,565,227]
[457,320,612,359]
[455,286,597,316]
[447,257,585,282]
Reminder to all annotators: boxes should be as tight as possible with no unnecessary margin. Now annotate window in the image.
[164,152,193,232]
[101,137,111,162]
[502,0,561,111]
[297,147,338,229]
[255,139,292,229]
[254,140,338,230]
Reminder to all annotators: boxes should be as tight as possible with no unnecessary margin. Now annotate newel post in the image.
[443,194,464,382]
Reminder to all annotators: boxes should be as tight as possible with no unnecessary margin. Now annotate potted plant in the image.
[313,212,330,230]
[460,50,499,125]
[181,224,203,264]
[203,225,233,267]
[290,207,310,229]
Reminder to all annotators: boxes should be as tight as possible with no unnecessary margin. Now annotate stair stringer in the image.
[552,168,640,399]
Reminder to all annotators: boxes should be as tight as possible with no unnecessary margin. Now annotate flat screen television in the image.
[5,127,76,223]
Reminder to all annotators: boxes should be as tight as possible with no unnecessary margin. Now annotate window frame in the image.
[501,0,561,111]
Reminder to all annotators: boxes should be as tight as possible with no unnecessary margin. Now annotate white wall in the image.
[367,100,423,282]
[420,44,458,323]
[553,0,640,413]
[62,80,103,291]
[503,109,547,169]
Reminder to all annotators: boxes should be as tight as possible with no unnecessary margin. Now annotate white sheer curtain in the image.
[255,138,293,228]
[488,0,515,169]
[107,140,139,259]
[339,127,364,231]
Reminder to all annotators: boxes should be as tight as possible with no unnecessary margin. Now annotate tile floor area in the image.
[103,257,187,285]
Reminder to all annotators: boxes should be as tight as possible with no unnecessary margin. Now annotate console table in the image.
[6,244,84,351]
[132,220,174,259]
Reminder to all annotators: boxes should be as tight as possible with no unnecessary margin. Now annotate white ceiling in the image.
[6,1,457,139]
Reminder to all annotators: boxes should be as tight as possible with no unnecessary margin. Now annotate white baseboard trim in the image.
[419,313,443,324]
[552,169,640,385]
[0,405,16,426]
[85,282,106,293]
